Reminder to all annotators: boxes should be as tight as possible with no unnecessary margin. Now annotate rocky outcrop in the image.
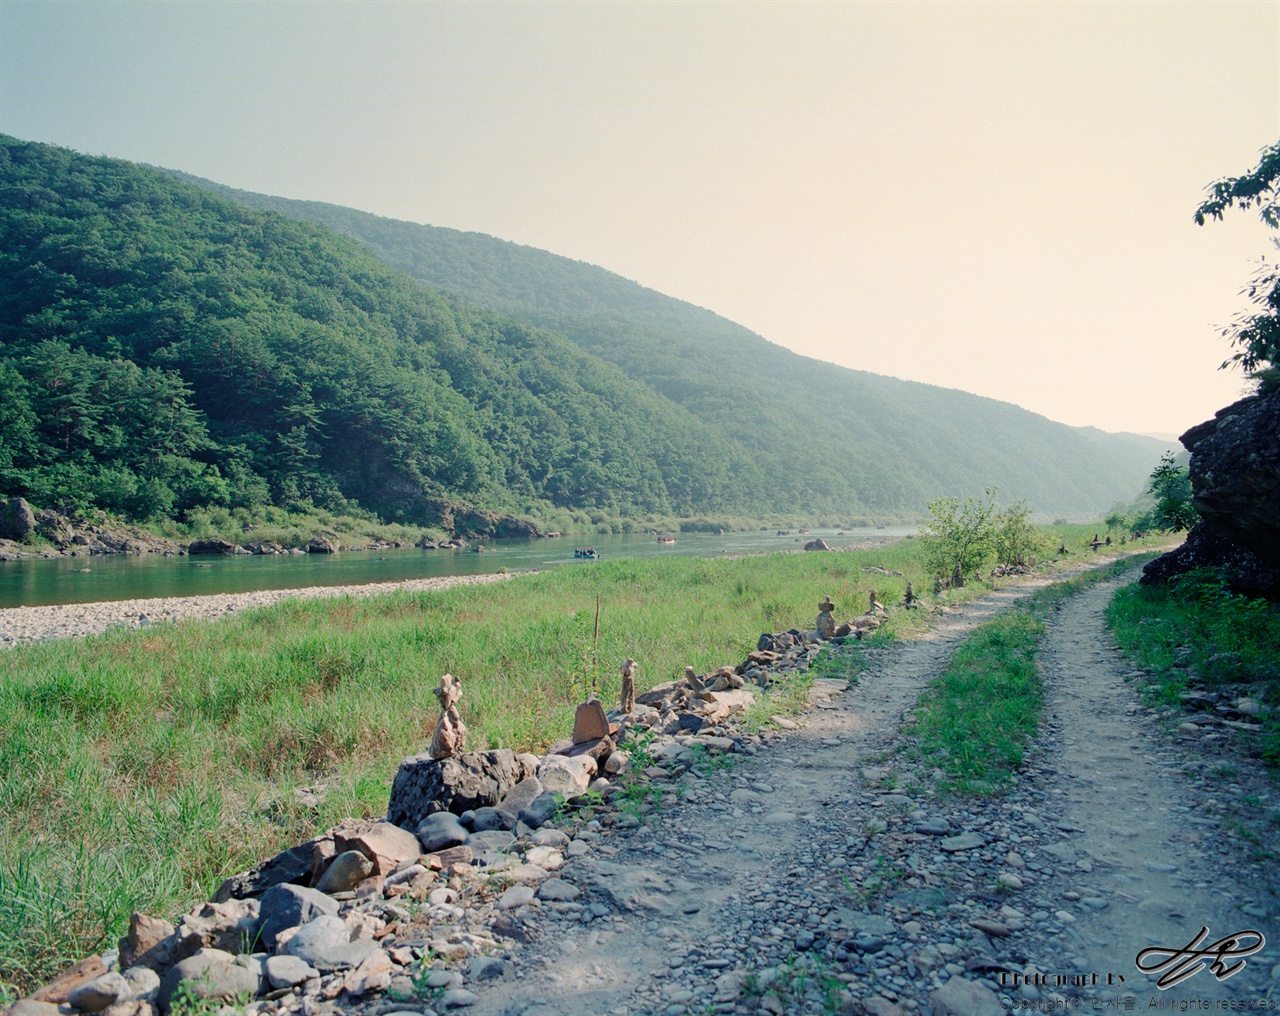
[187,538,237,555]
[0,497,37,542]
[387,749,537,827]
[1143,387,1280,594]
[305,533,339,554]
[421,498,541,540]
[1183,387,1280,569]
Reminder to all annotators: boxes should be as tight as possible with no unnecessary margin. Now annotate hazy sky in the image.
[2,1,1278,437]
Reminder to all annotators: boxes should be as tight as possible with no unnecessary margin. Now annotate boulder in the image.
[334,820,423,877]
[0,497,37,542]
[187,538,236,555]
[803,538,831,552]
[387,748,536,826]
[172,899,260,960]
[1144,387,1280,593]
[212,841,315,902]
[571,699,611,744]
[537,754,596,798]
[306,533,339,554]
[1184,387,1280,568]
[157,949,261,1014]
[415,812,471,852]
[314,850,374,894]
[118,912,176,971]
[66,972,130,1013]
[494,776,544,818]
[256,884,340,950]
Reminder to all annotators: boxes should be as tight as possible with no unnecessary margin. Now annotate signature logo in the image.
[1135,926,1266,989]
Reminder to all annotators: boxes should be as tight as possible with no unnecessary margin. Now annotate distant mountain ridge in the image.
[0,133,1166,529]
[169,170,1169,518]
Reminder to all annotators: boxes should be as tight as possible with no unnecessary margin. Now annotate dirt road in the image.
[462,574,1280,1015]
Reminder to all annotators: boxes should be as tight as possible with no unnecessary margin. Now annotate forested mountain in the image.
[0,134,1165,528]
[0,136,765,523]
[171,173,1169,518]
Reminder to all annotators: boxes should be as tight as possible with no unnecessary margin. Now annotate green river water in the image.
[0,527,915,608]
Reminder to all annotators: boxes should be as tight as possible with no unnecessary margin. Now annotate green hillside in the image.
[171,173,1170,518]
[0,136,772,524]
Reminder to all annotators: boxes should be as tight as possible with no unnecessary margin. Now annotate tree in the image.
[919,487,1000,581]
[1147,452,1198,533]
[993,499,1046,567]
[1195,141,1280,374]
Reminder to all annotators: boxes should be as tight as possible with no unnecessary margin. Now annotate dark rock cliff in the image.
[1142,386,1280,595]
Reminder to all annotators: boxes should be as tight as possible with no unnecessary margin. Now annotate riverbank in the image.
[0,573,517,647]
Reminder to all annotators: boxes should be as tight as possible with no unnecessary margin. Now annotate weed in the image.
[689,744,735,777]
[168,979,251,1016]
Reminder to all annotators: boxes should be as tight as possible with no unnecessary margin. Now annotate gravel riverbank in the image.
[0,572,519,648]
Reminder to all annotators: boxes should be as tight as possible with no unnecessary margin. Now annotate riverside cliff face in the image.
[1142,386,1280,594]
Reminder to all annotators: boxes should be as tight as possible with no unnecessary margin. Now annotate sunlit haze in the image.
[2,1,1277,437]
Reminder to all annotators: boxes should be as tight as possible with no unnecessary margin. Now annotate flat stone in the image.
[468,955,505,982]
[265,954,319,989]
[970,919,1011,937]
[525,845,564,870]
[497,885,536,910]
[495,776,544,817]
[572,699,611,744]
[439,987,481,1008]
[914,818,951,836]
[284,915,348,963]
[537,878,581,902]
[940,832,986,852]
[67,972,130,1012]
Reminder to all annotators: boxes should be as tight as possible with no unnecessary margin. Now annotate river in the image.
[0,527,916,609]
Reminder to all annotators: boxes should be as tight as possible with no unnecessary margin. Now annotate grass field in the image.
[0,523,1149,997]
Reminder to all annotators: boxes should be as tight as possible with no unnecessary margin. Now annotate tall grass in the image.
[1106,568,1280,762]
[1,541,951,994]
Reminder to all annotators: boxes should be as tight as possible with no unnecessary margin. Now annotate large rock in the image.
[0,497,37,542]
[187,538,236,555]
[256,884,340,949]
[118,912,176,971]
[172,899,260,960]
[537,755,596,798]
[1144,388,1280,594]
[387,749,536,827]
[334,820,423,877]
[1184,387,1280,568]
[157,949,262,1014]
[213,841,315,902]
[306,533,339,554]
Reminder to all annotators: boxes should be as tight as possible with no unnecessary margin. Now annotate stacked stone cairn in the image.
[18,594,876,1016]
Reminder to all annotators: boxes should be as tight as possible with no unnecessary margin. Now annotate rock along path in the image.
[458,573,1280,1016]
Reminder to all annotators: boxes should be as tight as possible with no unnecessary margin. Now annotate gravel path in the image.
[0,572,517,647]
[459,573,1280,1015]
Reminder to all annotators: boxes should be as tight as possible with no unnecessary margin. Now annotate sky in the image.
[1,1,1278,438]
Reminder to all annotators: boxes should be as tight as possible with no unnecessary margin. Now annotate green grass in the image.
[0,540,958,993]
[1106,568,1280,764]
[904,552,1158,795]
[904,611,1046,795]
